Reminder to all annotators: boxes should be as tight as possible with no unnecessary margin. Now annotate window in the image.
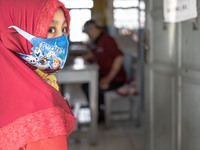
[113,0,145,30]
[60,0,93,42]
[69,9,91,42]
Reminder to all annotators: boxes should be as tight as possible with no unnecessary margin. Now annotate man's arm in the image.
[82,51,95,62]
[99,55,124,89]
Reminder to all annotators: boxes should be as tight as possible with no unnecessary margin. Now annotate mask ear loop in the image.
[9,26,34,43]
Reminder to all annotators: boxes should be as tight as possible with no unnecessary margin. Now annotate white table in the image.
[55,62,99,144]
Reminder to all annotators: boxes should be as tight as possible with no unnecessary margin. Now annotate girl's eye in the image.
[62,27,68,33]
[48,27,56,33]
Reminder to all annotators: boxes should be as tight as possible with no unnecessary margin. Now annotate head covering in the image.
[0,0,76,149]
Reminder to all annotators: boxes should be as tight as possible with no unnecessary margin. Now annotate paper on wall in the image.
[163,0,197,23]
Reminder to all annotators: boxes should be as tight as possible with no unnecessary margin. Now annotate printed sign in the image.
[163,0,197,23]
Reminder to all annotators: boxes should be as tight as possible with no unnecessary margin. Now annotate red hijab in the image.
[0,0,76,149]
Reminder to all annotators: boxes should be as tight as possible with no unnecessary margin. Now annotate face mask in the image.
[9,26,69,73]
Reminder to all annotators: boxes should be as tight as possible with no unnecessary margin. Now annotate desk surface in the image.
[62,63,98,71]
[55,63,98,83]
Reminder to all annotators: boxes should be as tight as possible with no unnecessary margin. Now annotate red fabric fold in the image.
[0,107,76,150]
[0,0,75,149]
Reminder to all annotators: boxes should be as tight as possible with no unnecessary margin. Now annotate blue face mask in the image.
[9,26,69,73]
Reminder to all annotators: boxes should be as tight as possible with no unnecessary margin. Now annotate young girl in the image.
[0,0,76,149]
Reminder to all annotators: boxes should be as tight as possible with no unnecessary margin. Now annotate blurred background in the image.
[56,0,200,150]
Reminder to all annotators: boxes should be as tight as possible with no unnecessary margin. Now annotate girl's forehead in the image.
[51,8,66,24]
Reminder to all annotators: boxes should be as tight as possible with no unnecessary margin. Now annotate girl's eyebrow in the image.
[51,19,67,25]
[51,20,58,24]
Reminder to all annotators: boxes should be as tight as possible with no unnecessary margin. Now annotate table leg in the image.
[89,70,98,145]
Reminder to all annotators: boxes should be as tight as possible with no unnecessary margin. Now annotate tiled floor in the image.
[68,119,145,150]
[63,84,145,150]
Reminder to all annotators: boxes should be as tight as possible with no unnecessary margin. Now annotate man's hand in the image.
[82,52,95,62]
[99,77,111,90]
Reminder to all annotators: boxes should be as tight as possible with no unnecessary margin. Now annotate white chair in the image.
[104,51,141,128]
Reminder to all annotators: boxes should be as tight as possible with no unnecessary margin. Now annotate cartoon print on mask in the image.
[53,58,61,70]
[10,26,69,73]
[38,55,51,70]
[32,43,44,61]
[25,55,37,66]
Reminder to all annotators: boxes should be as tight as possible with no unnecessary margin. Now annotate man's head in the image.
[83,19,102,41]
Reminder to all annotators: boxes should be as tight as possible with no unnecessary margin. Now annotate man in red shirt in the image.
[82,20,126,122]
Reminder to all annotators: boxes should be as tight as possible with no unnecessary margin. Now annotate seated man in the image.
[82,20,126,122]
